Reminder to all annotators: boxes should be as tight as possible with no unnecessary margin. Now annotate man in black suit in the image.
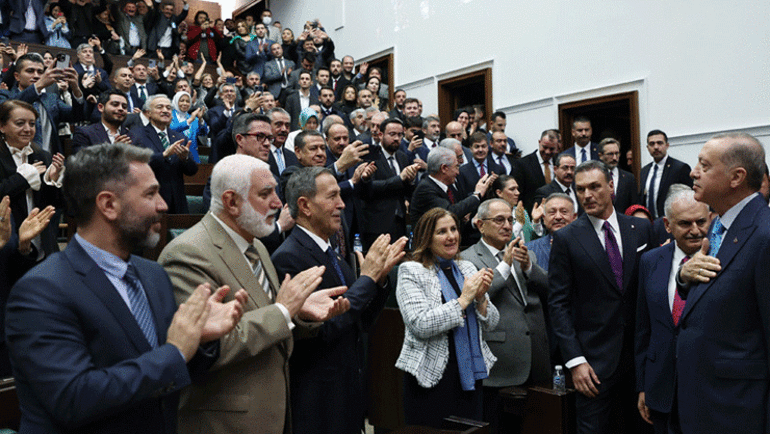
[73,42,112,98]
[534,154,581,215]
[409,146,495,227]
[318,85,340,121]
[490,131,516,175]
[266,108,299,177]
[129,63,159,106]
[388,89,407,122]
[548,160,653,434]
[513,129,559,211]
[562,116,599,165]
[598,138,639,214]
[271,166,405,434]
[285,71,320,131]
[129,95,197,214]
[146,0,189,60]
[329,58,351,100]
[72,90,133,154]
[111,67,144,113]
[458,131,504,200]
[205,84,241,138]
[639,130,693,219]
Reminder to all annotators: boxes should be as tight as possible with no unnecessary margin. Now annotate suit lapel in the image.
[294,228,342,286]
[654,244,677,328]
[144,124,164,153]
[575,216,621,292]
[618,215,639,292]
[473,243,524,305]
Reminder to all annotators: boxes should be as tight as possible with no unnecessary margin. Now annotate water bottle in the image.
[353,234,363,253]
[406,225,413,252]
[553,365,566,392]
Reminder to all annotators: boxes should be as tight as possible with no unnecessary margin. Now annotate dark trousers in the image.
[11,30,41,44]
[575,367,651,434]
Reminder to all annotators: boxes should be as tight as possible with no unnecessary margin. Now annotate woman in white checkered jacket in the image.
[396,207,499,428]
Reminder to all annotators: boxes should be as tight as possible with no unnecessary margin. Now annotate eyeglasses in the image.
[482,216,514,225]
[243,133,274,143]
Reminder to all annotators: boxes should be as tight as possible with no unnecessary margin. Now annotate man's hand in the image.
[132,48,146,61]
[0,196,11,249]
[531,201,544,224]
[276,204,295,232]
[200,285,247,343]
[63,67,83,98]
[298,286,350,321]
[163,139,191,159]
[408,135,423,152]
[638,392,653,425]
[167,283,211,361]
[352,162,376,184]
[510,237,530,271]
[18,205,55,254]
[399,163,419,182]
[115,134,132,145]
[679,238,720,284]
[35,67,65,92]
[571,362,601,398]
[358,234,406,284]
[473,173,497,197]
[88,36,102,51]
[275,266,326,317]
[336,141,368,172]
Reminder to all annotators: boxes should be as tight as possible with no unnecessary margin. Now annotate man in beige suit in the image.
[159,153,350,434]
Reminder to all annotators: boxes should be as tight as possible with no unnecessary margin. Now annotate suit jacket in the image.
[245,38,275,78]
[129,123,197,213]
[513,150,552,211]
[613,168,639,214]
[267,146,299,178]
[634,242,679,415]
[331,75,351,100]
[526,234,552,273]
[562,142,600,163]
[115,11,148,50]
[534,180,583,216]
[8,0,48,37]
[73,62,112,97]
[359,149,413,243]
[394,260,499,388]
[409,176,481,228]
[457,158,504,201]
[4,238,216,433]
[130,81,160,105]
[676,195,770,433]
[548,213,652,380]
[460,243,550,387]
[146,6,188,52]
[205,105,240,140]
[639,156,693,219]
[160,213,306,434]
[263,57,296,98]
[488,152,516,175]
[271,226,390,434]
[71,122,130,154]
[284,90,320,131]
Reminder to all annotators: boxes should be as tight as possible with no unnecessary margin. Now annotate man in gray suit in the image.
[461,198,550,432]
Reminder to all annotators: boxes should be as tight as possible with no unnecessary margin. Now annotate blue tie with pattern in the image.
[124,263,159,348]
[709,217,726,256]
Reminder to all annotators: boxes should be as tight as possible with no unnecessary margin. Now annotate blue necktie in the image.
[709,217,726,256]
[581,147,587,164]
[275,149,285,173]
[326,247,347,286]
[647,164,658,218]
[124,263,159,348]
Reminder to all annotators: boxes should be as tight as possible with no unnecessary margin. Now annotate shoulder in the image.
[457,259,479,276]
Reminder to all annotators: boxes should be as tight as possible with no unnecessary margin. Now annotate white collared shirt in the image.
[102,122,119,144]
[586,210,623,259]
[536,151,552,182]
[480,238,529,306]
[296,224,332,252]
[574,143,592,164]
[610,167,619,194]
[644,154,668,211]
[555,179,578,213]
[668,245,688,311]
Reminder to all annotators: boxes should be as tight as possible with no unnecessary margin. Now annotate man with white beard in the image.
[159,154,351,434]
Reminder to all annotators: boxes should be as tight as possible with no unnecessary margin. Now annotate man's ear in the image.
[295,196,310,219]
[221,190,241,217]
[95,190,120,222]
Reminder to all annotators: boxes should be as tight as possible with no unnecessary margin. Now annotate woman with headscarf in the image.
[170,91,207,163]
[284,107,319,154]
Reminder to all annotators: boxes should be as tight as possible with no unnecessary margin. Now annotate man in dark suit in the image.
[205,83,242,137]
[285,71,320,131]
[410,146,495,227]
[562,116,599,165]
[461,198,550,432]
[513,129,559,211]
[388,89,407,122]
[674,133,770,434]
[129,94,198,214]
[245,23,275,78]
[525,193,576,272]
[549,160,652,434]
[263,43,295,100]
[129,63,160,107]
[267,108,299,177]
[72,90,132,154]
[318,86,341,122]
[534,154,582,215]
[73,42,112,98]
[489,131,516,175]
[639,130,693,219]
[598,138,639,214]
[486,111,518,156]
[271,166,405,434]
[329,58,351,100]
[110,67,143,114]
[4,143,244,434]
[146,0,189,59]
[635,186,710,434]
[458,132,505,197]
[8,0,47,43]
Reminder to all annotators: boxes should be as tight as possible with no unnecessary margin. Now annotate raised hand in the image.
[18,206,56,254]
[200,285,247,343]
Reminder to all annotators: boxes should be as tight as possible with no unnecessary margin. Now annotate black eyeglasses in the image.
[243,133,274,143]
[482,216,514,225]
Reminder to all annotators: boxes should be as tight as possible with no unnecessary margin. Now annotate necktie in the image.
[498,155,506,174]
[447,187,455,204]
[544,161,551,182]
[275,149,285,173]
[603,221,624,291]
[672,256,689,326]
[326,247,347,286]
[279,59,287,85]
[388,156,397,175]
[123,263,159,347]
[126,92,133,112]
[647,164,658,218]
[708,217,726,256]
[32,101,44,149]
[581,148,587,164]
[159,131,170,149]
[245,245,273,299]
[333,77,338,91]
[479,162,486,177]
[139,85,147,102]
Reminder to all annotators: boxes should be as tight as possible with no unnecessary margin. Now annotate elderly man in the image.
[525,193,576,271]
[674,133,770,434]
[444,120,474,165]
[598,138,638,214]
[461,198,549,432]
[73,42,112,96]
[206,83,241,135]
[5,143,244,433]
[635,185,709,434]
[272,166,405,434]
[160,154,349,434]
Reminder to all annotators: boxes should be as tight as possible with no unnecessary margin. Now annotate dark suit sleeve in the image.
[70,126,90,155]
[635,253,652,392]
[547,229,583,363]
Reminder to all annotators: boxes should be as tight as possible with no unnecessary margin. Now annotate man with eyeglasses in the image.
[598,138,638,214]
[461,198,550,432]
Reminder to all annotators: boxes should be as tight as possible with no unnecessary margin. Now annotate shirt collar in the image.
[209,212,253,255]
[480,238,501,257]
[75,233,130,280]
[428,175,449,193]
[587,209,620,237]
[7,143,33,158]
[719,192,759,231]
[297,224,332,251]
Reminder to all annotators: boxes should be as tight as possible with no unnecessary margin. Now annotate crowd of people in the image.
[0,4,768,434]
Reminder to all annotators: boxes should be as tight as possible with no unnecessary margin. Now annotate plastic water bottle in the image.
[553,365,566,392]
[406,225,414,252]
[353,234,363,253]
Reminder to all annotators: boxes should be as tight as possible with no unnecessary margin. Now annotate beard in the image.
[118,208,162,250]
[236,201,276,238]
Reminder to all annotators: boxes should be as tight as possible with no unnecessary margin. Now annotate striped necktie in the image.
[123,263,159,347]
[245,245,273,300]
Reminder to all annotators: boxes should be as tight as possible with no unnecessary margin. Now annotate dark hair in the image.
[285,166,333,218]
[99,89,129,106]
[194,11,208,24]
[301,52,317,65]
[404,116,422,130]
[298,70,312,80]
[469,131,488,145]
[231,112,270,142]
[647,129,668,142]
[0,100,38,126]
[15,53,44,74]
[340,84,357,103]
[379,117,404,133]
[453,107,471,121]
[575,160,611,183]
[404,97,419,106]
[410,208,461,267]
[316,66,330,76]
[294,130,324,151]
[572,116,591,127]
[491,111,506,122]
[486,174,516,201]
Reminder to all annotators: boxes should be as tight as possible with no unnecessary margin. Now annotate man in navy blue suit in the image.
[5,143,245,434]
[548,160,652,434]
[266,107,299,177]
[129,95,197,214]
[674,133,770,434]
[271,166,405,434]
[562,116,599,165]
[72,90,133,154]
[635,185,709,434]
[639,130,693,219]
[245,22,274,78]
[205,83,241,136]
[8,0,47,43]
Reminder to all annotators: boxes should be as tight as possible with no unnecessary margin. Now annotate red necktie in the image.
[447,187,455,204]
[479,162,486,177]
[672,256,689,326]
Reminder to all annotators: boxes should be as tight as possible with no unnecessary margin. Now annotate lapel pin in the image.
[734,238,738,243]
[631,225,635,229]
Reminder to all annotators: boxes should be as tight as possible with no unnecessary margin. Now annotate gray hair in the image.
[663,184,696,220]
[267,107,290,122]
[64,143,153,225]
[427,146,456,175]
[210,154,269,215]
[218,83,236,94]
[422,116,439,130]
[246,72,260,80]
[286,166,333,218]
[76,43,93,54]
[473,198,511,226]
[598,137,620,154]
[713,132,766,190]
[143,94,169,111]
[438,138,461,150]
[364,106,379,116]
[322,114,344,137]
[349,108,364,122]
[543,192,573,209]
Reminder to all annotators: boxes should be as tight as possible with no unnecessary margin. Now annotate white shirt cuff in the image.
[532,221,544,236]
[275,303,295,330]
[43,165,64,188]
[495,260,511,280]
[17,163,41,190]
[565,356,587,369]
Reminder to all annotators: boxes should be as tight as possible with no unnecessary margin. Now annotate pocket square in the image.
[637,244,647,252]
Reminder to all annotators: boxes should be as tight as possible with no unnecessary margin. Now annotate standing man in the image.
[462,198,550,432]
[563,116,599,165]
[525,192,576,272]
[160,154,349,434]
[598,138,638,214]
[263,43,295,101]
[71,90,132,154]
[5,143,245,433]
[111,67,143,114]
[458,132,504,199]
[486,111,518,156]
[675,132,770,434]
[147,0,188,59]
[267,107,299,177]
[245,23,275,78]
[272,166,406,434]
[489,131,515,175]
[329,58,351,99]
[548,160,652,434]
[513,130,559,211]
[635,185,710,434]
[639,130,692,219]
[285,71,319,131]
[534,154,581,215]
[130,63,160,106]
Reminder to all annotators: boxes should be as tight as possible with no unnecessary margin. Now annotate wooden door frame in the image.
[437,68,492,130]
[357,52,394,110]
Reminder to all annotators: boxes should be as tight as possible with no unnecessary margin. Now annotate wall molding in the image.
[670,124,770,147]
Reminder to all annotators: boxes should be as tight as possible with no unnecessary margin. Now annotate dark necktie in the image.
[581,148,587,164]
[672,255,689,326]
[123,263,159,348]
[447,187,455,204]
[603,221,623,291]
[647,164,658,218]
[479,162,486,177]
[139,85,147,102]
[326,246,347,286]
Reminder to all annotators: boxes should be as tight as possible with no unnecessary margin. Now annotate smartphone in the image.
[256,84,264,92]
[56,53,70,70]
[362,143,382,163]
[148,59,157,69]
[226,77,237,84]
[413,130,425,141]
